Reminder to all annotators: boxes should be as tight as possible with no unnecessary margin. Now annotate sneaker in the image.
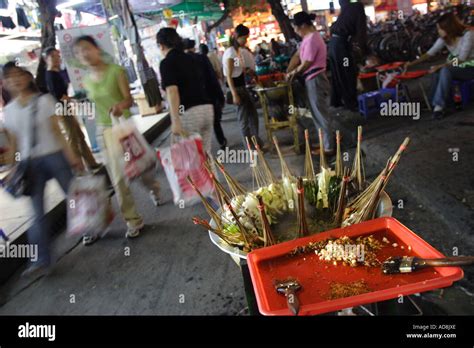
[83,234,100,246]
[126,221,145,239]
[432,110,445,120]
[149,190,161,206]
[21,262,50,278]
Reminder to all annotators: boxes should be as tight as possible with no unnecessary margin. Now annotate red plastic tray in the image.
[247,217,463,316]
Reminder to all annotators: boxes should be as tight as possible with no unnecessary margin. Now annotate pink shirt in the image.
[299,31,327,81]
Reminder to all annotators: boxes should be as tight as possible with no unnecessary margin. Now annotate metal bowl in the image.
[208,191,393,260]
[254,84,288,102]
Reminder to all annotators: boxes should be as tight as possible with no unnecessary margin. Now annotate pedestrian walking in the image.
[287,11,335,155]
[185,40,227,150]
[157,28,215,158]
[2,62,82,276]
[223,24,264,149]
[73,35,161,245]
[43,47,100,171]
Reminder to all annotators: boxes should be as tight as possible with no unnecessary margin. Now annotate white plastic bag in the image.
[108,117,157,180]
[67,175,109,237]
[157,134,214,206]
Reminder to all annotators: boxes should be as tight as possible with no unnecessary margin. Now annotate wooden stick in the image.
[257,195,277,247]
[304,129,316,180]
[297,177,309,237]
[318,128,327,169]
[335,130,343,178]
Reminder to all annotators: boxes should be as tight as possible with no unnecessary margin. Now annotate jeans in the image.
[432,66,474,109]
[305,73,335,151]
[28,151,73,266]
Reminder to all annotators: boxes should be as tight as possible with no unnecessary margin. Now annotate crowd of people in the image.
[1,0,473,277]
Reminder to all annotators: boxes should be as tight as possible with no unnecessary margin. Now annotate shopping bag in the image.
[157,134,214,206]
[108,117,157,180]
[67,175,109,237]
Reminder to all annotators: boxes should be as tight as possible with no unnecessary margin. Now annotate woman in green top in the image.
[73,35,160,245]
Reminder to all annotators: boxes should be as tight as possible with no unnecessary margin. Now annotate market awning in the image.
[129,0,184,13]
[131,0,224,20]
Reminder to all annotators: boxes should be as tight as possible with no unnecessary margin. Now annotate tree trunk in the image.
[207,9,231,33]
[267,0,297,42]
[36,0,57,93]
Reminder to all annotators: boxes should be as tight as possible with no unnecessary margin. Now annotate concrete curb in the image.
[0,113,170,284]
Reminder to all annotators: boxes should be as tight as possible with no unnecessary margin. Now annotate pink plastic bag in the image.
[157,134,214,206]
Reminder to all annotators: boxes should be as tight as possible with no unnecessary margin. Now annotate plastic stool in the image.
[358,91,381,119]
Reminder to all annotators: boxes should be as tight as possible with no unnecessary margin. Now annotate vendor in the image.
[328,0,368,112]
[405,12,474,119]
[287,11,335,155]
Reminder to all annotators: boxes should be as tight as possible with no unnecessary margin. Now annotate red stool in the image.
[394,70,431,111]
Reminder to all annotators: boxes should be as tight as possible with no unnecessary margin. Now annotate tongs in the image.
[382,256,474,274]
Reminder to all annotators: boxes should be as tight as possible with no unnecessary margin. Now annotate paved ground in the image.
[0,95,473,315]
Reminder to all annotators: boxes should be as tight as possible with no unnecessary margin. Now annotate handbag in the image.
[2,95,39,198]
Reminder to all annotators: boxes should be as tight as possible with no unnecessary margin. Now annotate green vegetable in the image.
[304,179,319,206]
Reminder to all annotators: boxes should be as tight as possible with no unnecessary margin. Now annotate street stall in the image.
[189,125,469,315]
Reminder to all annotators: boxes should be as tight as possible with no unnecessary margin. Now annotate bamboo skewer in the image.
[349,137,410,209]
[252,136,277,186]
[257,195,277,247]
[213,158,247,198]
[222,196,253,250]
[318,128,327,169]
[187,176,224,231]
[296,177,309,237]
[192,217,240,247]
[334,167,350,226]
[304,129,316,181]
[335,130,343,178]
[351,126,365,191]
[273,135,295,178]
[361,159,391,221]
[204,160,231,211]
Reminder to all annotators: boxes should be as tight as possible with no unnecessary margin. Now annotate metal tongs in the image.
[274,278,302,316]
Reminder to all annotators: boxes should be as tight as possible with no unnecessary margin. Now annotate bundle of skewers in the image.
[190,126,410,254]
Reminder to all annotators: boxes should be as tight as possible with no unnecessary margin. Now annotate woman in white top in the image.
[2,62,82,276]
[223,24,263,149]
[406,12,474,119]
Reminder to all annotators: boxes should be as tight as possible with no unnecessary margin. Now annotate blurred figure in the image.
[190,41,227,150]
[329,0,368,111]
[157,28,214,158]
[223,24,263,149]
[200,44,223,82]
[2,62,81,276]
[288,11,335,155]
[43,47,100,171]
[405,13,474,119]
[73,35,161,245]
[271,38,282,57]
